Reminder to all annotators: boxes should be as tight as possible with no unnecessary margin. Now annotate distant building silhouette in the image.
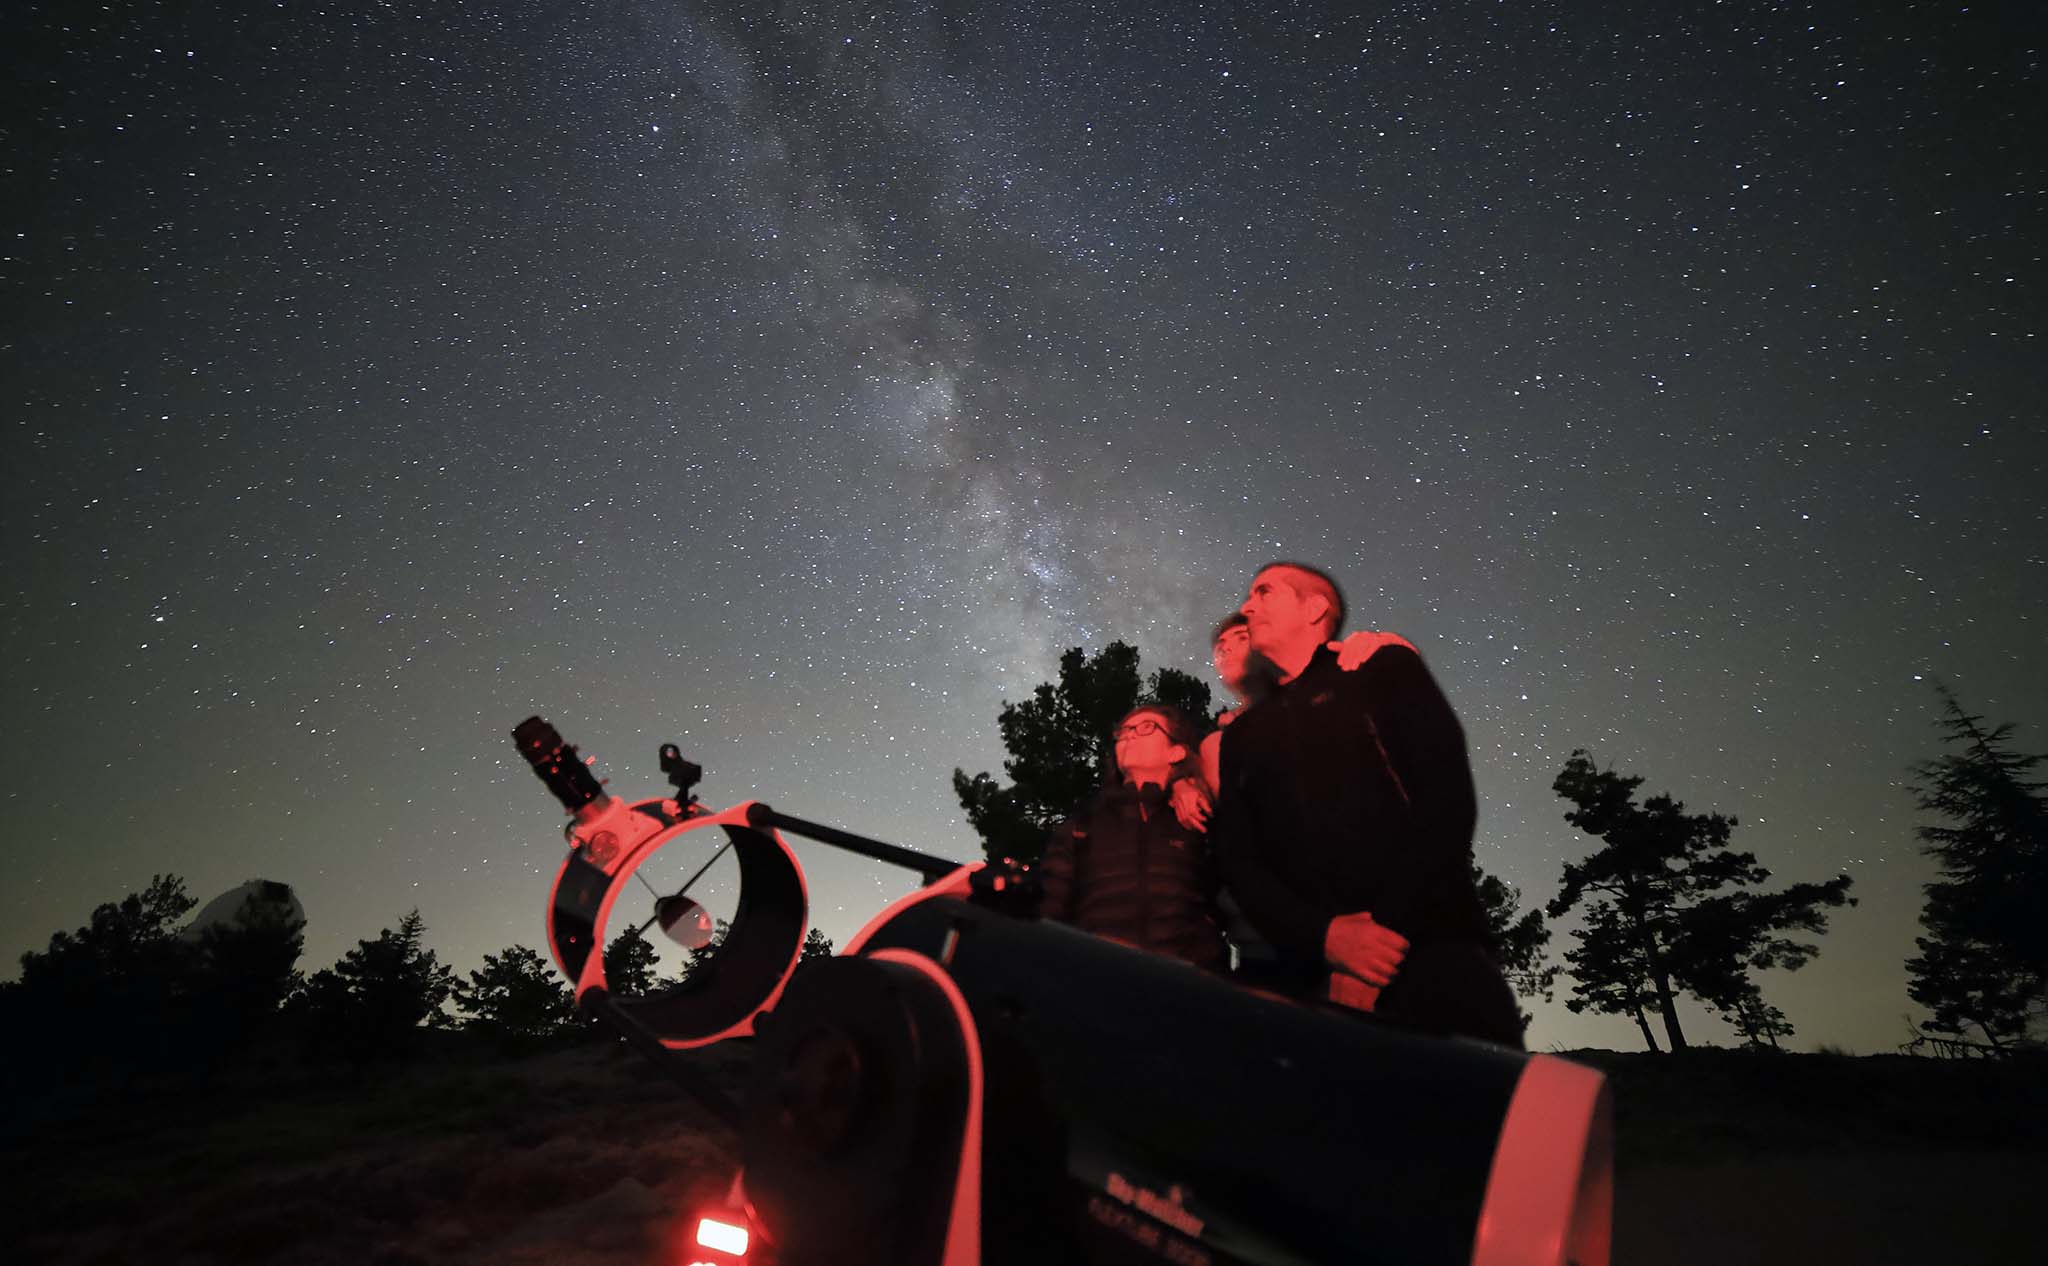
[179,879,305,940]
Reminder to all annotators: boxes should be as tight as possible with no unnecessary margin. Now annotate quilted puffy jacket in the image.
[1037,781,1228,971]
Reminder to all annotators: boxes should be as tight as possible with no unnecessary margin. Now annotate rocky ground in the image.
[6,1038,2040,1265]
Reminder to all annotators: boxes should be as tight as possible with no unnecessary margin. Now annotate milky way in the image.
[5,0,2042,1051]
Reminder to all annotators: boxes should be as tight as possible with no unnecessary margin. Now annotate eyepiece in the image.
[512,716,606,813]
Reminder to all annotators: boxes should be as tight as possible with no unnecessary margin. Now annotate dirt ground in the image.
[1595,1047,2042,1265]
[8,1041,2041,1265]
[1618,1150,2039,1265]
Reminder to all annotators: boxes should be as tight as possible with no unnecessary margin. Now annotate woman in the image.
[1036,704,1228,971]
[1198,611,1265,796]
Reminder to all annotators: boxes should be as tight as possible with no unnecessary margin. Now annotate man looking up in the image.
[1209,562,1522,1045]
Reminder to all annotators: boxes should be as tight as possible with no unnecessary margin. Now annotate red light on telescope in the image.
[695,1215,749,1256]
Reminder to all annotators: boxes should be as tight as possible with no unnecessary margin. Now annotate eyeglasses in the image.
[1115,718,1165,740]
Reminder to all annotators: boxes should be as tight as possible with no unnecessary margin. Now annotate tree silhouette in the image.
[1556,896,1667,1051]
[669,921,828,990]
[953,641,1214,864]
[1472,861,1558,1033]
[679,918,733,986]
[453,945,574,1040]
[293,910,457,1063]
[9,874,199,1073]
[186,883,306,1045]
[1548,750,1855,1051]
[7,875,310,1089]
[1673,871,1856,1040]
[800,927,836,963]
[16,873,196,1000]
[603,929,662,998]
[1725,981,1794,1049]
[1905,687,2047,1047]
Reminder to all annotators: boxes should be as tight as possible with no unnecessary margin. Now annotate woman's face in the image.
[1114,710,1181,775]
[1212,624,1251,692]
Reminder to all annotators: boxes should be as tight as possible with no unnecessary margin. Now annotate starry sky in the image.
[5,0,2042,1053]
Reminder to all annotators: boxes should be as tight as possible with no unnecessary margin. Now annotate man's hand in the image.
[1329,630,1418,672]
[1323,911,1409,986]
[1326,972,1382,1013]
[1170,777,1213,831]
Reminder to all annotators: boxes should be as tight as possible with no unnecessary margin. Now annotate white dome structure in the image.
[180,879,306,940]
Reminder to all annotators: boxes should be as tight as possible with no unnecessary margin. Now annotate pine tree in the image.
[1723,981,1794,1049]
[953,641,1213,864]
[293,910,457,1062]
[1905,687,2047,1047]
[188,884,306,1041]
[11,874,199,1071]
[17,874,197,1001]
[1557,897,1666,1051]
[1548,751,1854,1051]
[603,929,662,998]
[800,927,836,963]
[1472,861,1558,1033]
[679,919,733,986]
[454,945,575,1040]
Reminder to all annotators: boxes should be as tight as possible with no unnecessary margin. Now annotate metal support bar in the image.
[746,804,964,884]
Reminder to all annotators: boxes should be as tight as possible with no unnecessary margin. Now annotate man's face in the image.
[1212,624,1251,691]
[1241,567,1322,653]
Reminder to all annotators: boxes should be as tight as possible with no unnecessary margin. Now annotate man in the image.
[1208,562,1522,1045]
[1192,612,1410,802]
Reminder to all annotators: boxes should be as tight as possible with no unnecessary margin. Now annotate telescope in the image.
[515,717,1612,1266]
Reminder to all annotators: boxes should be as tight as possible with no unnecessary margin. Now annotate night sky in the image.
[6,1,2042,1054]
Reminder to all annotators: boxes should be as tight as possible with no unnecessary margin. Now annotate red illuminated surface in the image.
[865,948,986,1266]
[1470,1055,1613,1266]
[695,1214,750,1255]
[543,798,811,1049]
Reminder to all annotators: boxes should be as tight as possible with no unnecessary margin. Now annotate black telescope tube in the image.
[745,805,963,884]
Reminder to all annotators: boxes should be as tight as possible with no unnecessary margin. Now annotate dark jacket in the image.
[1211,643,1490,982]
[1038,782,1229,971]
